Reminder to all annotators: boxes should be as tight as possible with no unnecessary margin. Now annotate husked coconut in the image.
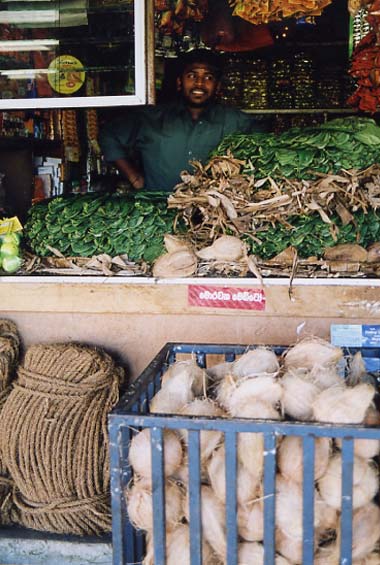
[125,478,183,532]
[341,503,380,561]
[161,358,207,396]
[281,368,320,421]
[207,445,259,506]
[232,348,280,378]
[238,499,263,542]
[183,485,226,560]
[309,364,343,390]
[179,399,224,462]
[367,242,380,263]
[224,376,282,415]
[233,402,281,478]
[284,337,343,370]
[129,429,183,482]
[275,475,324,541]
[153,249,197,278]
[277,436,331,483]
[206,360,233,383]
[318,453,378,510]
[150,370,194,414]
[312,383,375,424]
[276,528,304,564]
[164,234,192,253]
[196,235,245,261]
[324,243,368,262]
[143,524,215,565]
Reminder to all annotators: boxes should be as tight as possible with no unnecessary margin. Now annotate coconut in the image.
[125,478,183,532]
[206,361,233,383]
[143,524,215,565]
[183,485,226,560]
[232,348,280,378]
[238,499,263,542]
[276,528,304,564]
[276,475,325,541]
[232,402,281,477]
[335,503,380,562]
[238,542,264,564]
[318,453,378,510]
[225,376,282,415]
[277,436,331,483]
[196,235,245,261]
[152,249,197,278]
[346,351,368,386]
[312,383,375,424]
[281,368,320,421]
[129,429,183,482]
[207,445,259,507]
[324,243,368,262]
[216,374,238,410]
[164,234,192,253]
[283,338,343,370]
[309,364,343,390]
[161,359,207,396]
[314,543,339,565]
[179,399,223,462]
[151,359,208,414]
[367,242,380,263]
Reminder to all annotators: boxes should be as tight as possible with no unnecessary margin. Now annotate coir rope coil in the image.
[0,342,124,535]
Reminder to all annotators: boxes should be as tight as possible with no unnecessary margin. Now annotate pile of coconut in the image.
[126,338,380,565]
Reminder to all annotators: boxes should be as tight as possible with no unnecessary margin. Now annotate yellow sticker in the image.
[48,55,85,94]
[0,216,23,235]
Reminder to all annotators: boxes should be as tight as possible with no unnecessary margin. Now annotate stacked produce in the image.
[214,116,380,180]
[125,338,380,564]
[25,191,177,261]
[228,0,332,25]
[168,153,380,260]
[0,231,22,273]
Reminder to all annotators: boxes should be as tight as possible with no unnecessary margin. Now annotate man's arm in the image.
[99,110,145,189]
[114,158,144,189]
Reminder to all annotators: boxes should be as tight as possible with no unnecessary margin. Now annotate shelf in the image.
[242,108,357,114]
[0,136,61,150]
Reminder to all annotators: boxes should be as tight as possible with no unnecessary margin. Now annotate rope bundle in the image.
[0,343,124,535]
[0,319,20,524]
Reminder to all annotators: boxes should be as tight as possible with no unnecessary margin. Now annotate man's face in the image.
[177,62,220,108]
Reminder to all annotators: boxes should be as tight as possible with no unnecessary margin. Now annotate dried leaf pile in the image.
[229,0,332,25]
[169,156,380,255]
[23,251,148,277]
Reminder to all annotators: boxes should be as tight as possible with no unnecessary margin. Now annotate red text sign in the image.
[188,285,266,311]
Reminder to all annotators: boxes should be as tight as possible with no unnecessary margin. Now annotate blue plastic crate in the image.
[108,342,380,565]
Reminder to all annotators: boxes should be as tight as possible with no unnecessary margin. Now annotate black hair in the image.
[176,48,223,79]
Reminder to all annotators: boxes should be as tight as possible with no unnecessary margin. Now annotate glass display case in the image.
[0,0,152,109]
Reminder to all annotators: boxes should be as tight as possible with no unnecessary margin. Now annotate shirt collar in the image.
[172,98,218,123]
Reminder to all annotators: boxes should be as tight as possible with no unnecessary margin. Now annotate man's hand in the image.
[114,158,145,190]
[130,173,144,190]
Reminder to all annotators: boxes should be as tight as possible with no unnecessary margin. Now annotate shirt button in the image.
[199,121,203,125]
[189,150,192,155]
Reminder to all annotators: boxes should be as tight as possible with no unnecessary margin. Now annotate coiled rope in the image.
[0,343,124,535]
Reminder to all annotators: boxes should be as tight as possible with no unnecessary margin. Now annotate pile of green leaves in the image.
[25,191,177,261]
[244,210,380,259]
[214,116,380,180]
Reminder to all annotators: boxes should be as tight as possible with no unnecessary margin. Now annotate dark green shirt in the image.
[99,101,267,191]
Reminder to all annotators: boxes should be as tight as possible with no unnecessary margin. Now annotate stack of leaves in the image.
[213,116,380,179]
[168,157,380,259]
[229,0,332,25]
[25,192,177,262]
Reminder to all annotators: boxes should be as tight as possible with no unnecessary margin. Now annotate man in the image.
[99,49,267,192]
